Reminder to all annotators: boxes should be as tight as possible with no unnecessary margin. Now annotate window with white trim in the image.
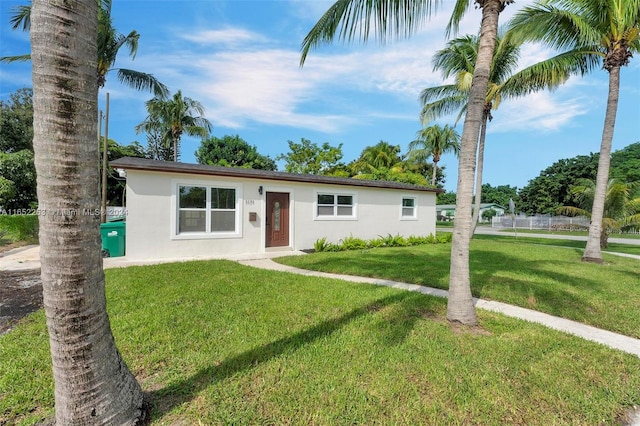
[177,185,238,234]
[401,197,417,219]
[316,193,356,218]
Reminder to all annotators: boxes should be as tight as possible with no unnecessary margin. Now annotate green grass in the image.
[472,232,640,256]
[0,214,39,248]
[277,237,640,338]
[497,227,640,240]
[1,260,640,425]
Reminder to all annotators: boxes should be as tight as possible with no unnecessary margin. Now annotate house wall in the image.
[124,169,437,261]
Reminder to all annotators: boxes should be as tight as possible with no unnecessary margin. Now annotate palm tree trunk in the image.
[31,1,145,424]
[471,117,488,234]
[448,0,502,325]
[431,161,438,186]
[173,138,178,162]
[583,66,619,263]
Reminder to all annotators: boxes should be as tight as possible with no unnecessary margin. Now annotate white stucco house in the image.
[110,157,442,261]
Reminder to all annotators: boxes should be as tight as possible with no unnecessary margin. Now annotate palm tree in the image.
[31,0,144,423]
[352,140,403,172]
[136,90,213,162]
[420,31,584,230]
[300,0,517,325]
[408,124,461,186]
[2,0,169,98]
[558,179,640,248]
[508,0,640,263]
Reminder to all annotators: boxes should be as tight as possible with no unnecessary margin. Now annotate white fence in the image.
[492,215,590,230]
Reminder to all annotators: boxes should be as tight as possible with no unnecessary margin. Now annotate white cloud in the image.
[489,92,587,133]
[117,0,599,137]
[180,28,268,46]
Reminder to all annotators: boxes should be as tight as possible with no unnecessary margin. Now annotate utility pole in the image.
[100,92,110,223]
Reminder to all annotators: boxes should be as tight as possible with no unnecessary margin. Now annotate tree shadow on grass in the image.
[146,291,416,421]
[287,245,622,328]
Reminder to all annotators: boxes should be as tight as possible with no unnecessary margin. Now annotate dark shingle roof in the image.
[111,157,442,193]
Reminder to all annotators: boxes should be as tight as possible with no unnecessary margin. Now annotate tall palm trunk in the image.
[471,115,489,233]
[431,157,439,186]
[583,66,619,262]
[448,0,503,325]
[31,1,145,424]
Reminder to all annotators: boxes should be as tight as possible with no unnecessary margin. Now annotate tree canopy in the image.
[0,88,33,153]
[278,138,344,175]
[100,139,147,206]
[195,135,277,171]
[518,153,599,214]
[611,142,640,184]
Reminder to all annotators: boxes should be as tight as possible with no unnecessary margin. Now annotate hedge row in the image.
[313,233,452,252]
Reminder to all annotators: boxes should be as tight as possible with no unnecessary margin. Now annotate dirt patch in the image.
[0,268,43,335]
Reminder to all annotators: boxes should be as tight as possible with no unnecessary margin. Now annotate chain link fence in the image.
[492,214,590,231]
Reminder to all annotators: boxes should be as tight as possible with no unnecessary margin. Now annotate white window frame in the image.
[400,196,418,220]
[314,191,358,221]
[171,180,242,239]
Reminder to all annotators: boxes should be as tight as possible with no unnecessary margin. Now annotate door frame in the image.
[261,187,293,251]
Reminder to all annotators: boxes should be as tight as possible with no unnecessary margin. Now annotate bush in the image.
[313,232,450,253]
[340,235,367,250]
[0,214,39,244]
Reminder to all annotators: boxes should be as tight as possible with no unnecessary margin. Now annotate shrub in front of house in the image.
[313,232,451,252]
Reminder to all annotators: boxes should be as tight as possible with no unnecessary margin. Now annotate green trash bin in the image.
[100,221,126,257]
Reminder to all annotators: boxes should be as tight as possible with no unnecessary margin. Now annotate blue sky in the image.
[1,0,638,193]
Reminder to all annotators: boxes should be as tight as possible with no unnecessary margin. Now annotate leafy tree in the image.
[300,0,522,325]
[31,0,144,423]
[0,177,16,210]
[0,88,33,153]
[611,142,640,184]
[2,0,169,98]
[0,150,37,210]
[100,139,147,205]
[437,191,457,204]
[518,153,599,214]
[558,178,640,248]
[408,124,460,186]
[509,0,640,263]
[136,90,212,162]
[278,138,344,175]
[195,135,277,170]
[351,166,430,186]
[481,208,498,221]
[479,183,518,208]
[404,159,446,187]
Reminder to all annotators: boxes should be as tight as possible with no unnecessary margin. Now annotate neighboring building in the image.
[111,158,442,261]
[436,203,506,222]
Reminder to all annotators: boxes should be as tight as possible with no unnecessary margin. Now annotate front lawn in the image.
[277,237,640,338]
[1,260,639,425]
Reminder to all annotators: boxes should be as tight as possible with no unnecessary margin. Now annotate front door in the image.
[266,192,290,247]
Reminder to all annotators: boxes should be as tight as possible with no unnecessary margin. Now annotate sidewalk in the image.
[0,245,306,271]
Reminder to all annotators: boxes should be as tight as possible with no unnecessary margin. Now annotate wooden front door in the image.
[266,192,290,247]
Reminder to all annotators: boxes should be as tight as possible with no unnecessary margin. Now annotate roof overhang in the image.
[111,157,444,194]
